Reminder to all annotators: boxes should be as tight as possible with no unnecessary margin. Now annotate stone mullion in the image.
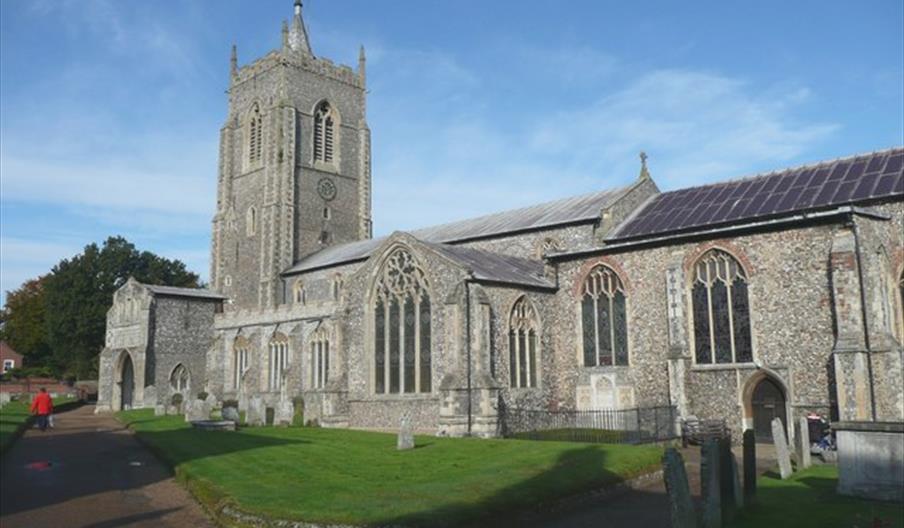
[399,297,407,394]
[726,277,738,363]
[414,297,421,393]
[514,328,522,388]
[592,295,600,366]
[383,295,391,394]
[706,278,716,364]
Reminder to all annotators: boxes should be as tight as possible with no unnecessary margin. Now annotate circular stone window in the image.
[317,178,337,201]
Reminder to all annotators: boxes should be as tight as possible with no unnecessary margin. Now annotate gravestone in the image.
[797,416,812,469]
[661,448,697,528]
[274,399,294,426]
[772,417,793,479]
[743,429,757,502]
[187,398,210,422]
[397,415,414,450]
[701,438,722,528]
[222,406,240,422]
[730,453,744,509]
[154,404,166,416]
[246,396,265,426]
[719,437,735,520]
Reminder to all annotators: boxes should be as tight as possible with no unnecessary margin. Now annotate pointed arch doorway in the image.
[751,376,786,442]
[120,353,135,411]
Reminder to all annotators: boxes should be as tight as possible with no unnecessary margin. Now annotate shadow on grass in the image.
[378,445,664,528]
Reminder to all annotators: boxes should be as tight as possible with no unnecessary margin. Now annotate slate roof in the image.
[423,242,554,289]
[145,284,228,300]
[285,185,631,274]
[610,147,904,241]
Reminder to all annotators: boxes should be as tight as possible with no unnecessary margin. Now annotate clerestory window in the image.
[691,249,752,364]
[373,248,431,394]
[509,296,540,388]
[581,265,629,367]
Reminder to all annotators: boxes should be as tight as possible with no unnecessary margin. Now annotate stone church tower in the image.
[210,0,371,310]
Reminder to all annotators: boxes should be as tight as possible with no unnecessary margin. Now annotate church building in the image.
[97,2,904,448]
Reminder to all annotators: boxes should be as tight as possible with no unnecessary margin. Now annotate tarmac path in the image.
[0,404,212,528]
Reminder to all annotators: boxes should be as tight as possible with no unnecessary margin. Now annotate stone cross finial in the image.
[639,151,651,180]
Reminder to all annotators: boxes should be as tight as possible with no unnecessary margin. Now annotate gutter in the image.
[548,205,893,261]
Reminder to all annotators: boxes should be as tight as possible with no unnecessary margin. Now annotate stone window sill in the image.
[582,364,631,370]
[690,362,757,372]
[368,392,436,401]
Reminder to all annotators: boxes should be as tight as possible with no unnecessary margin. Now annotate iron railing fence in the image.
[502,405,679,445]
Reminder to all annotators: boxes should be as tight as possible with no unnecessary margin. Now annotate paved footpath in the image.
[0,404,212,528]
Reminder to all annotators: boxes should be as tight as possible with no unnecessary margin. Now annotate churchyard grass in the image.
[728,464,903,528]
[118,409,662,526]
[1,395,77,453]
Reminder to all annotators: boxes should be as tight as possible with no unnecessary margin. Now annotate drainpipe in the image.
[464,279,473,436]
[849,215,878,421]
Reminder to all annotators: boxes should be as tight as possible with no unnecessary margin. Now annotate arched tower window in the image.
[313,101,336,164]
[268,333,289,391]
[293,280,305,305]
[373,248,431,394]
[581,265,628,367]
[691,249,752,364]
[248,103,262,164]
[233,337,250,390]
[310,326,330,389]
[246,206,257,237]
[170,364,191,394]
[509,296,540,388]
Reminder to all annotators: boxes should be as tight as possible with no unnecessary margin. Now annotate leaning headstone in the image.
[797,416,812,469]
[274,399,294,426]
[701,438,722,528]
[397,415,414,450]
[661,448,697,528]
[772,417,793,479]
[222,406,240,422]
[187,398,210,422]
[743,429,757,502]
[154,404,166,416]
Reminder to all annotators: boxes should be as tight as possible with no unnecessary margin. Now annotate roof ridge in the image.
[661,145,903,195]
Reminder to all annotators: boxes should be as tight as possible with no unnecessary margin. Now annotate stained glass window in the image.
[372,248,432,394]
[310,326,330,389]
[581,265,629,366]
[692,249,753,364]
[509,297,540,388]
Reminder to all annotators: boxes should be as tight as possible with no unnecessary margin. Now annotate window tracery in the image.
[233,337,249,389]
[268,333,289,391]
[170,364,190,394]
[373,248,431,394]
[581,265,628,367]
[509,296,539,388]
[313,101,336,164]
[310,326,330,389]
[691,249,752,364]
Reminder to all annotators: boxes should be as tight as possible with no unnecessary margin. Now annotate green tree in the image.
[0,276,52,367]
[42,236,200,378]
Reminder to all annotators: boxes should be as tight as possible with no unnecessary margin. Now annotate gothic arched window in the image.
[248,103,262,164]
[691,249,752,364]
[581,265,628,367]
[170,364,191,394]
[373,248,431,394]
[509,296,539,388]
[233,337,250,390]
[293,280,305,305]
[313,101,336,164]
[268,333,289,391]
[310,326,330,389]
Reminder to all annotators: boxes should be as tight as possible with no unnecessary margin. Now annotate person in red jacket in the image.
[30,388,54,432]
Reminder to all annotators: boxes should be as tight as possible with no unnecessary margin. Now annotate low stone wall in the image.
[834,421,904,502]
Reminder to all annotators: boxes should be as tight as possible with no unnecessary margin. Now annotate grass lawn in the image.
[118,409,662,527]
[729,464,904,528]
[1,396,77,453]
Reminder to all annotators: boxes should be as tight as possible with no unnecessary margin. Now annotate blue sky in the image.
[1,0,902,304]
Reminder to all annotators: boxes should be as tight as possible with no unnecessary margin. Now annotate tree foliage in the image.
[4,236,201,379]
[0,276,52,367]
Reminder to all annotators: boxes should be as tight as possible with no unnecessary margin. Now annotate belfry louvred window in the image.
[373,248,431,394]
[248,104,262,164]
[509,296,539,388]
[691,249,753,364]
[581,265,629,367]
[314,102,335,163]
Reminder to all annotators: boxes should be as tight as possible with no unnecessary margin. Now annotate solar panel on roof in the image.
[611,148,904,241]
